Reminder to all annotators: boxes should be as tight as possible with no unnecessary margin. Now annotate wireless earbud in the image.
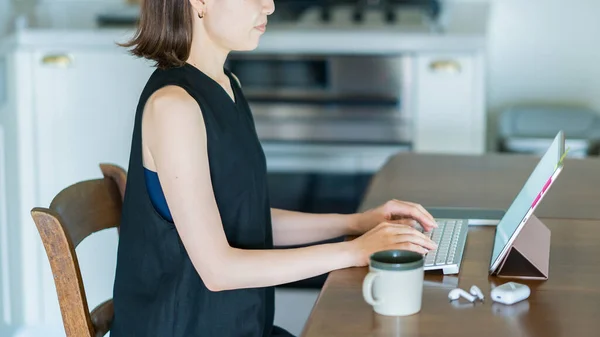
[448,288,477,302]
[470,285,485,302]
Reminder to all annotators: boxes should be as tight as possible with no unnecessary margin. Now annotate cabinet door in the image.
[32,48,154,325]
[413,53,486,154]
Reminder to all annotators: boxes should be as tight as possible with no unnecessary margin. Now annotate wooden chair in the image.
[30,163,127,337]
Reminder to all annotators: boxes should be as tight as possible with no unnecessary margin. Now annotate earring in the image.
[197,0,206,18]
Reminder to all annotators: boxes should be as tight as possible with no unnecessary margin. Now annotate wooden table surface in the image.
[300,153,600,337]
[358,153,600,220]
[301,219,600,337]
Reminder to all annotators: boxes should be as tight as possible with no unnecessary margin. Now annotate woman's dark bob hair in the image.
[119,0,195,69]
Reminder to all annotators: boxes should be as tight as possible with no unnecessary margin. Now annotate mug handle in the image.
[362,271,383,306]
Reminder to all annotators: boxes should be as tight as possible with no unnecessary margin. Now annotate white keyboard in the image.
[423,219,469,274]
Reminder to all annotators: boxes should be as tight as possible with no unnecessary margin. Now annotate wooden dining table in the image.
[357,153,600,220]
[300,153,600,337]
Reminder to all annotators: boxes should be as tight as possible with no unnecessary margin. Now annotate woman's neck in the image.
[187,27,230,83]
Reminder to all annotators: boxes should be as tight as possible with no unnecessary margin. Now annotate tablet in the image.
[489,131,566,274]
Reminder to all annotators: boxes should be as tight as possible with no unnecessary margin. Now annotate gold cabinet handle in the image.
[429,60,461,74]
[41,54,73,67]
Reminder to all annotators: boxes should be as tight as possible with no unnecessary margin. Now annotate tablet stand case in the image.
[493,214,551,280]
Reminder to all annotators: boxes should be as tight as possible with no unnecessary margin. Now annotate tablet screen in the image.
[489,131,565,271]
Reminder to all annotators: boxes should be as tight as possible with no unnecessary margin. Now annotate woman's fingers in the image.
[388,199,438,231]
[382,223,437,250]
[388,242,430,255]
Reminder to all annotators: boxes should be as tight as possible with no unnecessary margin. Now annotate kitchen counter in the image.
[1,1,490,53]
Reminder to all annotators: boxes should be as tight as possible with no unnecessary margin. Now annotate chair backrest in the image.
[30,163,127,337]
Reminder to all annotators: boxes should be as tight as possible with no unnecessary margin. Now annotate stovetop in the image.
[271,0,441,24]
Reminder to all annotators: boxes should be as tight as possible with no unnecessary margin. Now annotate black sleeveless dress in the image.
[110,64,294,337]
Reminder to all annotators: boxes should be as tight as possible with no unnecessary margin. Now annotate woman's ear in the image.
[189,0,207,18]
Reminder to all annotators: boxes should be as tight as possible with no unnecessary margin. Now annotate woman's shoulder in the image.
[142,84,207,158]
[146,85,199,121]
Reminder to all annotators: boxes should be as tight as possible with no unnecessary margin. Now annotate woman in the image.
[110,0,438,336]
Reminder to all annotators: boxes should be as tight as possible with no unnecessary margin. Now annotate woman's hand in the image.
[350,199,438,235]
[348,222,438,267]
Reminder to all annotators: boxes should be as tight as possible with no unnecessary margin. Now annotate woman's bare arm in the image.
[271,208,361,246]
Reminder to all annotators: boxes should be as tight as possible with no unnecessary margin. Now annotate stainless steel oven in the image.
[227,53,412,146]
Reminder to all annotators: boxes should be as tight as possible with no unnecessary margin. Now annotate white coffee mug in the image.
[362,250,424,316]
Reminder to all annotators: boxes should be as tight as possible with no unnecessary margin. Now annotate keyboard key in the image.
[425,219,466,267]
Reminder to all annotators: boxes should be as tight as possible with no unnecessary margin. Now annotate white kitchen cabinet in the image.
[0,41,154,335]
[32,49,152,204]
[412,53,486,154]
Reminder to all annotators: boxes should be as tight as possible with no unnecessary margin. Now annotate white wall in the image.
[0,0,13,36]
[486,0,600,149]
[0,126,10,333]
[0,5,13,330]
